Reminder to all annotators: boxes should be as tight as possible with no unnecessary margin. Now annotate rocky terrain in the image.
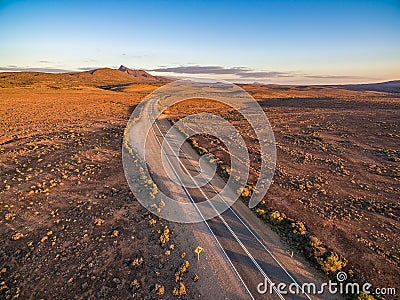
[1,72,399,299]
[165,85,400,292]
[0,80,200,299]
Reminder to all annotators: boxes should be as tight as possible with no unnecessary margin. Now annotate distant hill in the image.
[0,65,171,88]
[339,80,400,93]
[118,65,170,82]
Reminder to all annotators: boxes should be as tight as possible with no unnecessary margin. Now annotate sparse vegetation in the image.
[165,90,399,296]
[94,218,104,226]
[317,252,347,274]
[173,260,190,296]
[11,232,24,240]
[175,260,190,282]
[154,283,165,295]
[267,210,286,225]
[172,281,186,296]
[356,292,377,300]
[159,226,170,245]
[254,206,348,275]
[0,77,202,299]
[1,71,398,299]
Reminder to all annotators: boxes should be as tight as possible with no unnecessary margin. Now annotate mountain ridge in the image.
[0,65,171,88]
[338,80,400,93]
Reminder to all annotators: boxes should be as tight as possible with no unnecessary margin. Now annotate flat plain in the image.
[1,71,399,298]
[0,74,203,298]
[165,84,400,290]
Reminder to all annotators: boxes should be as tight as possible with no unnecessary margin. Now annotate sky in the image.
[0,0,399,84]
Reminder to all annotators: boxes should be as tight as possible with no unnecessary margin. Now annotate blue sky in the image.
[0,0,399,84]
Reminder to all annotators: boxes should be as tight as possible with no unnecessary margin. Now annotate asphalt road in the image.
[132,98,341,300]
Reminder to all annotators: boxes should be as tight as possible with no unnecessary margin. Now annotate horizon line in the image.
[0,65,398,86]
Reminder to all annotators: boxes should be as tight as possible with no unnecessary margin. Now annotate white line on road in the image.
[146,102,256,300]
[148,99,286,299]
[156,99,311,299]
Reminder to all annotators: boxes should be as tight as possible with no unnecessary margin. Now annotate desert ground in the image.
[0,74,207,298]
[1,70,399,299]
[165,85,400,292]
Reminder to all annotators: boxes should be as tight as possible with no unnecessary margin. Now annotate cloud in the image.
[150,66,246,75]
[0,66,72,73]
[76,67,104,71]
[149,65,291,79]
[237,71,290,78]
[305,75,365,79]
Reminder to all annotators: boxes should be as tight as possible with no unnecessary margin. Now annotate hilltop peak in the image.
[118,65,129,72]
[117,65,170,82]
[118,64,147,75]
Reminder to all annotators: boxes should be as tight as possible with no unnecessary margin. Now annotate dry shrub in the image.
[172,281,186,296]
[268,210,286,225]
[317,251,347,274]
